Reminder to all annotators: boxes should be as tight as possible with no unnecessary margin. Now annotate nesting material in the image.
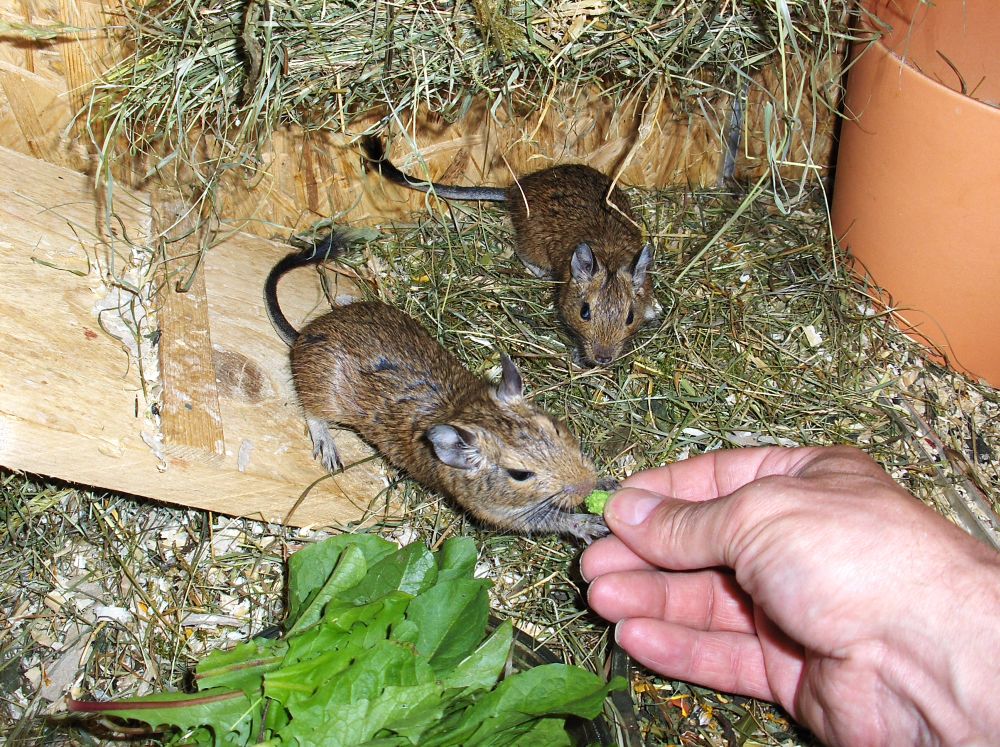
[69,0,851,242]
[3,1,852,276]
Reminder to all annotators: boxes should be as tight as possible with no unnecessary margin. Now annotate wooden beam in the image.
[0,146,393,528]
[153,194,226,461]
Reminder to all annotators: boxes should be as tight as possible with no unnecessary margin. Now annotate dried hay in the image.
[67,0,857,261]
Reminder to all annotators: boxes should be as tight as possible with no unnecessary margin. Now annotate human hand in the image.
[580,446,1000,746]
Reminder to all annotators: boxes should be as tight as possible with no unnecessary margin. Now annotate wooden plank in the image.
[154,195,226,461]
[0,146,392,528]
[56,0,99,137]
[0,59,70,163]
[199,228,383,512]
[0,416,377,527]
[0,0,108,169]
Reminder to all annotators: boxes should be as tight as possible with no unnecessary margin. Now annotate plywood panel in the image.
[0,146,392,527]
[0,59,70,164]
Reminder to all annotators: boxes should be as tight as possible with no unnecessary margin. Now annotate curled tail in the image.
[264,230,349,346]
[361,135,507,203]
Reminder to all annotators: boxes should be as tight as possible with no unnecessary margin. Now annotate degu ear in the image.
[426,424,480,470]
[630,243,654,291]
[570,243,598,282]
[497,353,524,403]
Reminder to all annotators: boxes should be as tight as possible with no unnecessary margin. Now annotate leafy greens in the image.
[68,535,624,746]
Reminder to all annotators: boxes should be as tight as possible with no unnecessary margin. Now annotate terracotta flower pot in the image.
[831,0,1000,386]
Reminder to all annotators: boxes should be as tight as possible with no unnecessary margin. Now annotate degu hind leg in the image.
[306,416,342,473]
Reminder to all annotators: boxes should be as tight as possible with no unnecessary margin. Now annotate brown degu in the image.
[362,136,660,366]
[264,233,611,540]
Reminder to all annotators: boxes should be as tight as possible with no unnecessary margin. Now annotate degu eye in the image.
[506,468,535,481]
[626,305,635,325]
[580,302,591,321]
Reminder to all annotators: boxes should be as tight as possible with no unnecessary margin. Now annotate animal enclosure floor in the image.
[2,182,997,746]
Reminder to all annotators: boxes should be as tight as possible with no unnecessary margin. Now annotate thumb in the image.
[605,487,739,571]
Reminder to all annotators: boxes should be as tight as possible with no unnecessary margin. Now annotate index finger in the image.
[622,446,830,502]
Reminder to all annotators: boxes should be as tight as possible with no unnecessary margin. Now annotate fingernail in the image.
[577,541,592,582]
[607,490,664,526]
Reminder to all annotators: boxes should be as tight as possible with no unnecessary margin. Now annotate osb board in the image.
[0,0,108,171]
[194,61,841,244]
[0,0,842,239]
[0,145,390,527]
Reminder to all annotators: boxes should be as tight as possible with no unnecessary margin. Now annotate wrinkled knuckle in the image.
[727,644,748,688]
[803,444,880,478]
[723,477,798,558]
[649,500,696,550]
[728,476,794,521]
[688,635,739,690]
[686,635,708,676]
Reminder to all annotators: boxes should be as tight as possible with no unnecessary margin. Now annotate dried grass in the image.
[78,0,859,270]
[89,0,855,150]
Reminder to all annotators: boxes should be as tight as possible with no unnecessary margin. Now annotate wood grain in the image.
[154,194,226,461]
[0,146,392,528]
[0,60,68,164]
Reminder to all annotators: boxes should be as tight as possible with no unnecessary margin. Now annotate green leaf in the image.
[286,534,396,624]
[72,536,622,747]
[418,691,480,743]
[340,541,438,606]
[425,666,624,746]
[345,683,444,745]
[490,716,573,747]
[68,689,257,747]
[405,578,490,673]
[279,591,411,682]
[280,640,437,746]
[195,636,287,694]
[327,591,413,650]
[264,640,361,710]
[440,620,513,691]
[261,696,291,740]
[287,544,370,634]
[377,684,448,742]
[391,618,419,645]
[436,536,478,581]
[268,594,420,709]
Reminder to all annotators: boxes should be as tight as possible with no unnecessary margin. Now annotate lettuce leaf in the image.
[68,535,623,746]
[405,577,490,673]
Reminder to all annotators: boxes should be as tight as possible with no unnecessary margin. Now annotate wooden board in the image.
[0,146,391,527]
